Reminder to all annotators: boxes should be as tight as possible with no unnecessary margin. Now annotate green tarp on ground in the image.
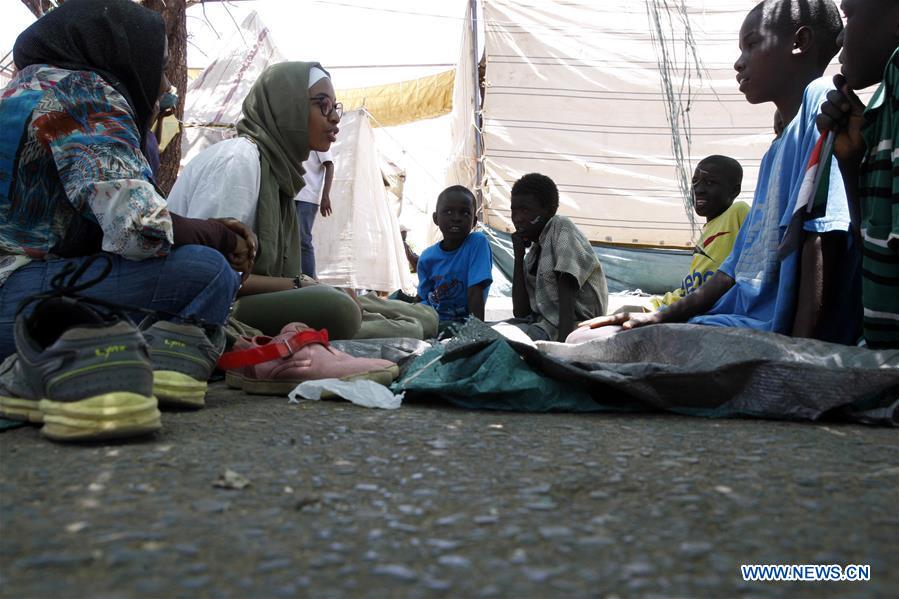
[395,338,607,413]
[394,321,899,426]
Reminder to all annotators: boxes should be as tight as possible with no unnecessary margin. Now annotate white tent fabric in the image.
[180,12,284,165]
[478,0,837,248]
[445,0,479,201]
[313,110,415,293]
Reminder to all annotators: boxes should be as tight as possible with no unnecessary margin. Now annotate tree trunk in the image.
[144,0,187,196]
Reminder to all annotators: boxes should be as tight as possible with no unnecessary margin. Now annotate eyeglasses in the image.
[310,95,343,119]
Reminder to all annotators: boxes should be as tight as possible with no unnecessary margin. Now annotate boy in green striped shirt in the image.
[817,0,899,348]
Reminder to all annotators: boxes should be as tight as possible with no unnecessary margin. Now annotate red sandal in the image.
[219,323,399,395]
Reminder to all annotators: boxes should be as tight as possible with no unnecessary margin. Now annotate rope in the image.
[645,0,709,237]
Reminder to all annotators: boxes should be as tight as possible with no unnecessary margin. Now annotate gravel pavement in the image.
[2,382,897,597]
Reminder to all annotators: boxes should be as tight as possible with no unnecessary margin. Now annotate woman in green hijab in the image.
[168,62,361,338]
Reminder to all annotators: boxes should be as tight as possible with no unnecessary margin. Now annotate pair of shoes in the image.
[0,256,223,441]
[220,323,399,395]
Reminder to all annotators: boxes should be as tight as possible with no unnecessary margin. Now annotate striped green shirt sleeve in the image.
[859,46,899,349]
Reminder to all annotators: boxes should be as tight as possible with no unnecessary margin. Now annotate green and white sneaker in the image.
[140,317,226,409]
[0,298,160,442]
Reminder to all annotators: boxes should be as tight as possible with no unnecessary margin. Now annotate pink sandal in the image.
[219,324,399,395]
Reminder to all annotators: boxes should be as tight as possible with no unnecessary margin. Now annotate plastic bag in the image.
[330,338,431,363]
[288,378,403,410]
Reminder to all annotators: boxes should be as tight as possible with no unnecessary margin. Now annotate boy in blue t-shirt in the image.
[416,186,493,321]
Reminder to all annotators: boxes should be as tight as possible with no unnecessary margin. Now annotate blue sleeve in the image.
[416,249,430,301]
[466,233,493,290]
[803,154,851,234]
[793,79,851,234]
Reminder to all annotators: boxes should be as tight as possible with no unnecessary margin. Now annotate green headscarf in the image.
[236,61,328,277]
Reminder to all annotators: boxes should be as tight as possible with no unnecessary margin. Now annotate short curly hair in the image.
[753,0,843,68]
[697,155,743,186]
[511,173,559,215]
[436,185,476,213]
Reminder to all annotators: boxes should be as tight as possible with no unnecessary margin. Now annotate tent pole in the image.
[470,0,485,214]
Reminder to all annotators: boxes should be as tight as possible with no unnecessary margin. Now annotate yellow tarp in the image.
[337,69,454,128]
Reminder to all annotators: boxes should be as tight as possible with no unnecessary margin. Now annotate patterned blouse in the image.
[0,64,173,285]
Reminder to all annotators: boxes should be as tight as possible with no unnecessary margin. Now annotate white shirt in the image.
[167,137,261,229]
[295,150,333,205]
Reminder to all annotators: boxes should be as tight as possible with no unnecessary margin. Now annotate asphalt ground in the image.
[1,382,897,597]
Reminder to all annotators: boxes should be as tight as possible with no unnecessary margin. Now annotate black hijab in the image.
[13,0,167,145]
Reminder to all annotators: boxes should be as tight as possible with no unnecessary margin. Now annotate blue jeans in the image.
[295,200,318,278]
[0,245,240,359]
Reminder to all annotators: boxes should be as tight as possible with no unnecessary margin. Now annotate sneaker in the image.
[221,323,399,395]
[0,298,161,442]
[140,317,225,409]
